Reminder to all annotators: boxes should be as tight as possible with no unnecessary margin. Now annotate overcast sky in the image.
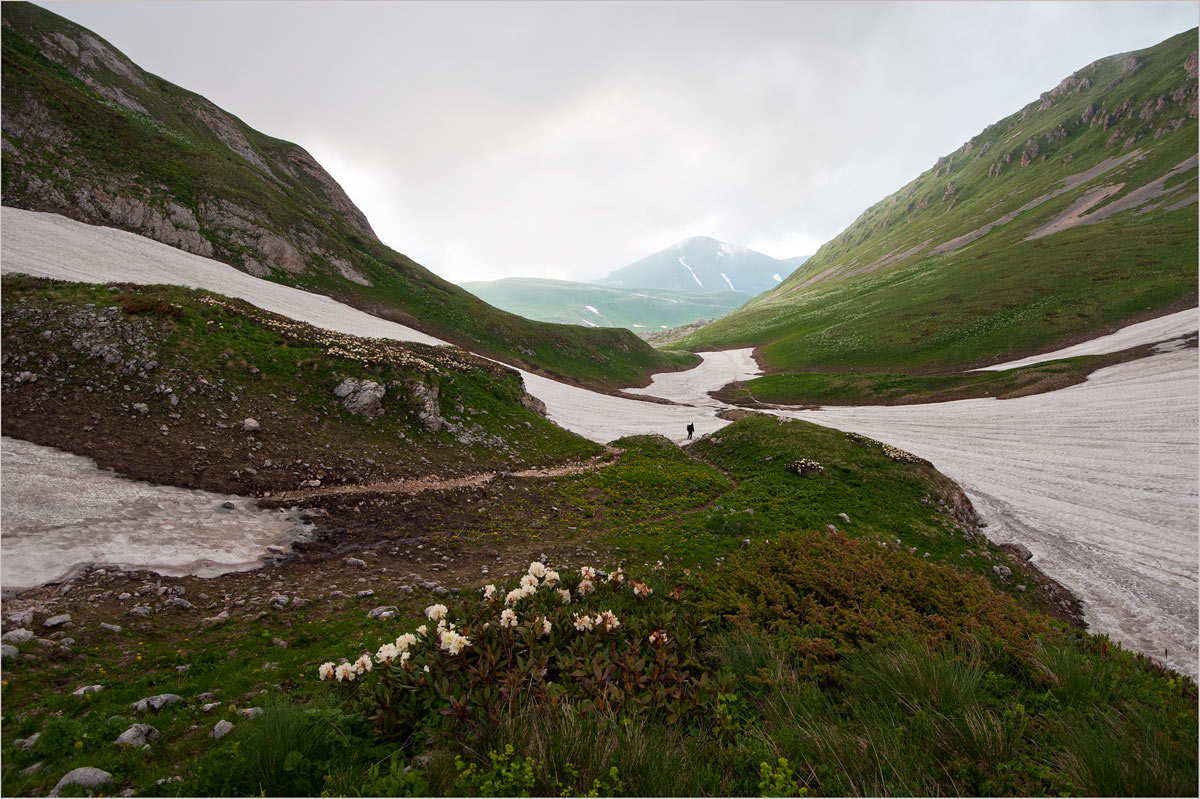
[40,0,1198,284]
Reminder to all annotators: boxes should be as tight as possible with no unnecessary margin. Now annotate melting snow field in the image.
[2,207,1197,677]
[1,437,311,593]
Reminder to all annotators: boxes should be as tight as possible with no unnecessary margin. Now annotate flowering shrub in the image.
[787,458,825,476]
[316,561,725,746]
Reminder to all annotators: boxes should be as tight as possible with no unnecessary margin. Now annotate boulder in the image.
[49,767,112,797]
[211,719,235,739]
[1,644,19,659]
[115,723,159,747]
[333,378,385,418]
[242,417,260,432]
[131,693,183,714]
[1,628,34,645]
[42,614,71,628]
[73,684,103,697]
[367,606,398,620]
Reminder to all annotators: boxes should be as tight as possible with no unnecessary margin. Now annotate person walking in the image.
[686,423,694,440]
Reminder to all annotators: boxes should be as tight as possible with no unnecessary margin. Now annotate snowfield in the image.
[2,208,1197,677]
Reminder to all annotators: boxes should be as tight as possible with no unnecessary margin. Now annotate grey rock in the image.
[73,684,104,697]
[8,609,34,626]
[242,417,261,433]
[239,707,264,719]
[15,732,40,749]
[132,402,149,414]
[116,723,159,747]
[99,622,122,633]
[117,592,132,600]
[367,605,398,620]
[221,501,236,510]
[344,557,367,569]
[42,614,71,628]
[196,692,216,701]
[49,766,112,797]
[20,762,43,776]
[291,597,311,608]
[334,377,386,418]
[838,513,851,524]
[164,597,195,611]
[129,605,152,618]
[992,565,1013,580]
[356,589,376,598]
[201,702,221,714]
[202,611,230,625]
[271,637,289,648]
[211,719,235,739]
[1010,543,1034,562]
[16,371,38,383]
[131,693,183,714]
[2,628,34,645]
[2,644,19,659]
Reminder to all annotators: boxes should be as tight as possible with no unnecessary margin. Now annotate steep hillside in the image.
[0,2,692,390]
[460,276,748,331]
[682,30,1198,381]
[600,236,791,296]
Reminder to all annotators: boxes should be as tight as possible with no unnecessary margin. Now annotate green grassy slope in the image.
[0,2,695,390]
[460,276,750,330]
[681,30,1197,384]
[0,275,604,492]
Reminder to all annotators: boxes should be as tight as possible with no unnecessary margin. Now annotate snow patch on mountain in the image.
[585,305,600,315]
[678,256,704,288]
[772,273,782,282]
[720,272,736,291]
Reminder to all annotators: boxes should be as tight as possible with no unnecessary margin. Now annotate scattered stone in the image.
[16,371,37,384]
[131,694,183,714]
[211,719,235,739]
[239,707,264,719]
[838,513,851,524]
[367,606,398,620]
[344,557,367,569]
[221,501,236,510]
[132,402,149,414]
[329,591,349,599]
[242,418,260,433]
[156,776,184,786]
[118,592,132,600]
[8,609,34,626]
[1,644,19,659]
[431,587,448,597]
[49,767,112,797]
[20,762,43,776]
[356,589,375,598]
[201,702,221,714]
[271,638,289,648]
[176,664,191,673]
[15,732,40,749]
[2,628,34,645]
[99,622,122,633]
[992,565,1013,580]
[42,614,71,628]
[197,692,216,702]
[334,377,386,417]
[164,597,195,611]
[116,724,159,747]
[1010,543,1034,562]
[825,525,839,535]
[202,611,230,625]
[291,597,311,608]
[73,685,104,697]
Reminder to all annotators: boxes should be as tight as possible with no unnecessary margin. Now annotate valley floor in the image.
[2,206,1197,679]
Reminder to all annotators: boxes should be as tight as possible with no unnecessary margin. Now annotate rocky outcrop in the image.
[334,377,386,418]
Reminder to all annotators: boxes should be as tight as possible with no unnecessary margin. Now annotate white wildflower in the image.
[539,617,552,638]
[438,628,472,655]
[375,643,401,664]
[580,566,596,580]
[520,573,539,591]
[395,633,417,652]
[649,630,669,646]
[483,583,497,602]
[318,662,335,681]
[527,561,547,579]
[558,588,572,604]
[598,610,620,632]
[500,608,518,628]
[543,570,560,587]
[416,624,429,637]
[573,613,595,632]
[424,604,448,622]
[632,581,653,598]
[577,578,595,595]
[354,654,373,674]
[334,662,356,682]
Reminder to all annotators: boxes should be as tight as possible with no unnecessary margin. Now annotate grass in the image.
[678,28,1198,396]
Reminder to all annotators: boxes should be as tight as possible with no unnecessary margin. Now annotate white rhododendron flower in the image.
[396,633,417,652]
[527,561,547,579]
[543,570,560,587]
[416,624,428,637]
[335,663,356,682]
[483,584,497,602]
[375,643,401,664]
[580,566,596,580]
[632,581,653,598]
[438,628,472,655]
[653,560,665,572]
[649,630,669,646]
[520,573,539,591]
[500,608,518,628]
[354,654,373,674]
[558,588,572,604]
[577,578,595,595]
[598,610,620,632]
[610,568,625,584]
[505,586,534,606]
[318,662,335,681]
[573,613,595,632]
[539,617,552,638]
[425,604,448,622]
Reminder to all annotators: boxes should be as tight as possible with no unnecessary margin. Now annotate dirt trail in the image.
[268,447,624,502]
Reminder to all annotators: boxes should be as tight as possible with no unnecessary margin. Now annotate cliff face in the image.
[1,2,376,284]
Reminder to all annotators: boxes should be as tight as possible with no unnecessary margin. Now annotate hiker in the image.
[686,423,694,440]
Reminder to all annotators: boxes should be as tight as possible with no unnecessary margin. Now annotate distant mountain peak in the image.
[601,236,799,296]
